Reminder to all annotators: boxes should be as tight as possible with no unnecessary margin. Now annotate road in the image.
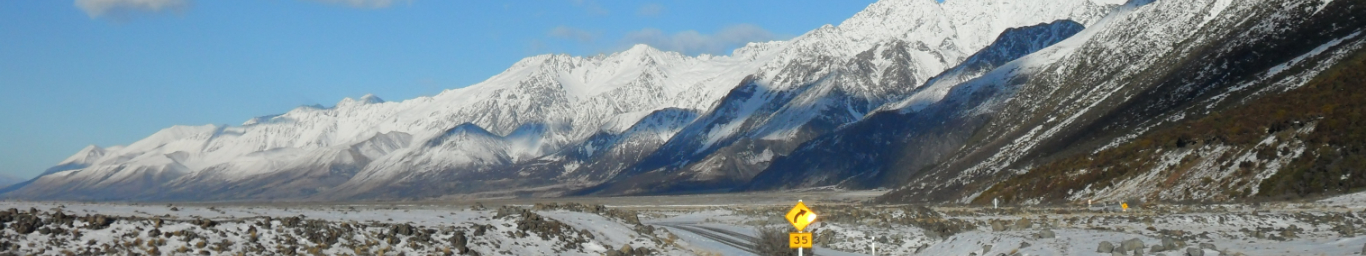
[657,222,762,255]
[655,222,862,256]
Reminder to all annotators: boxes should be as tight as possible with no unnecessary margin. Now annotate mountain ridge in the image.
[7,0,1363,204]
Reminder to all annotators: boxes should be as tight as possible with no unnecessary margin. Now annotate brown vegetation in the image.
[977,47,1366,204]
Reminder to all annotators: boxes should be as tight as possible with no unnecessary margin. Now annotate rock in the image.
[10,214,40,234]
[1122,238,1146,252]
[619,244,633,255]
[450,231,469,254]
[82,214,115,230]
[1361,242,1366,255]
[1281,225,1299,239]
[983,244,992,253]
[1038,229,1056,239]
[992,221,1006,231]
[1198,243,1215,250]
[1020,241,1031,248]
[1151,245,1165,252]
[392,223,416,236]
[1185,247,1203,256]
[1161,237,1178,251]
[1336,223,1356,237]
[1014,218,1033,230]
[1098,241,1115,253]
[192,218,217,228]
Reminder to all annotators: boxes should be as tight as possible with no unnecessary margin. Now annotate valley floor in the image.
[1,189,1365,255]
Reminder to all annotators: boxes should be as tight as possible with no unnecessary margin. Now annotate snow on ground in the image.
[3,195,1366,255]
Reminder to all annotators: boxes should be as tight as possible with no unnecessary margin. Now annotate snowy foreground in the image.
[2,191,1366,255]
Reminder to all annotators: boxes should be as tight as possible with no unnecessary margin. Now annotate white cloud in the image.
[548,26,597,43]
[636,3,664,17]
[306,0,409,9]
[74,0,189,19]
[622,24,779,56]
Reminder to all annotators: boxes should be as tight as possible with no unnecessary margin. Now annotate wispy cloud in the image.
[636,3,664,17]
[74,0,189,20]
[76,0,407,21]
[548,26,597,43]
[622,24,780,56]
[305,0,409,9]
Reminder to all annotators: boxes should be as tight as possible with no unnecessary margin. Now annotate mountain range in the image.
[5,0,1364,204]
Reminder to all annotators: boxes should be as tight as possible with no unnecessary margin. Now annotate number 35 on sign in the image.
[789,232,813,248]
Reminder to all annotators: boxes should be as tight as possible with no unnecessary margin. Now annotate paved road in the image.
[655,222,840,256]
[657,223,762,255]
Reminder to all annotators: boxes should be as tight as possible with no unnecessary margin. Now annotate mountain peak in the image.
[337,94,385,108]
[358,94,384,104]
[623,44,659,54]
[57,144,106,166]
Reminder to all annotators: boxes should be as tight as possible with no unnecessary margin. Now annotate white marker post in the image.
[871,236,876,256]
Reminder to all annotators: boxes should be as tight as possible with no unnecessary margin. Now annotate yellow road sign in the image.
[785,201,817,231]
[1122,203,1129,211]
[789,232,813,248]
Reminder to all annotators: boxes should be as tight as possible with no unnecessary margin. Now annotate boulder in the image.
[1122,238,1146,252]
[1098,241,1115,253]
[10,214,40,234]
[1038,229,1056,239]
[83,214,116,230]
[450,231,469,254]
[1161,237,1178,251]
[391,223,416,236]
[1198,243,1215,250]
[1014,218,1033,230]
[1185,247,1203,256]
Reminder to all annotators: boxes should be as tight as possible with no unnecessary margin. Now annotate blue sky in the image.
[0,0,875,179]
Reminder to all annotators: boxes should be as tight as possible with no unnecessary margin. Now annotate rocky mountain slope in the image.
[7,0,1364,204]
[749,0,1366,204]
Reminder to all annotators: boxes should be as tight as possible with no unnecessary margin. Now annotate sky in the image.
[0,0,876,180]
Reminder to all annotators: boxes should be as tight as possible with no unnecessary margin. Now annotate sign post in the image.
[786,200,818,256]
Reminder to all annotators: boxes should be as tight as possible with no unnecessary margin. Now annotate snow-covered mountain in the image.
[5,42,780,200]
[0,174,21,189]
[749,0,1366,204]
[8,0,1362,203]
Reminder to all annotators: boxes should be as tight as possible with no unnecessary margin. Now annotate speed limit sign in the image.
[789,232,813,248]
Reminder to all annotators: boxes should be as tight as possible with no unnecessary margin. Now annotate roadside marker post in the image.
[786,200,818,256]
[871,236,876,255]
